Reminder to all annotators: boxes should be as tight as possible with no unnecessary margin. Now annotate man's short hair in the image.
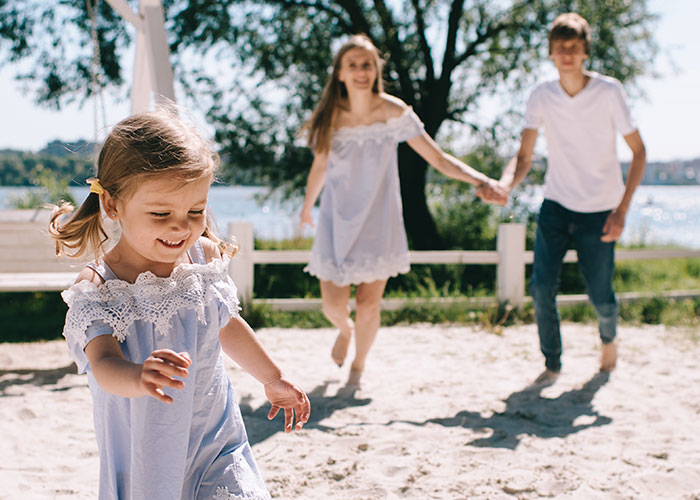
[548,13,591,55]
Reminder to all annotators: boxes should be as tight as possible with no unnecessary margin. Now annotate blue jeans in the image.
[531,199,618,373]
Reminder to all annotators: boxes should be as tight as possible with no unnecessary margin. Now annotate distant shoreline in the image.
[1,184,699,247]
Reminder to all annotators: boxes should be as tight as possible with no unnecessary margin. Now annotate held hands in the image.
[601,208,626,242]
[475,178,510,206]
[264,376,311,432]
[140,349,191,404]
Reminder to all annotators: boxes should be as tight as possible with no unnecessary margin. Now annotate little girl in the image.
[51,109,310,500]
[300,35,506,389]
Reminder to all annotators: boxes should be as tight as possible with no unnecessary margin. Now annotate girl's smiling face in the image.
[338,47,378,92]
[104,174,212,275]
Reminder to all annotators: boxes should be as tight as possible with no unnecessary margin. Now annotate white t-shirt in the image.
[524,71,637,212]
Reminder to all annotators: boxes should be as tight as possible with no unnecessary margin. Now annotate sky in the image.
[0,0,698,163]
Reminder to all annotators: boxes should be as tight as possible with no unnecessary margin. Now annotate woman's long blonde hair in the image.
[302,34,385,153]
[49,109,236,259]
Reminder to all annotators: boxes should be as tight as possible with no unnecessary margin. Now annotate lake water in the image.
[1,184,698,248]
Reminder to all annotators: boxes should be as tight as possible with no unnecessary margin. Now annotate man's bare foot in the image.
[530,369,560,388]
[600,341,617,372]
[331,330,352,367]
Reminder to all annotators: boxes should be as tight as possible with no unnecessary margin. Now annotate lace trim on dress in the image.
[332,108,424,146]
[304,253,410,286]
[61,258,240,346]
[212,486,270,500]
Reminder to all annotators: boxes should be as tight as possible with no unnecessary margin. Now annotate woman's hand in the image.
[300,207,315,229]
[139,350,191,404]
[264,376,311,432]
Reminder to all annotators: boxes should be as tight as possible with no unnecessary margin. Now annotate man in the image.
[485,12,646,385]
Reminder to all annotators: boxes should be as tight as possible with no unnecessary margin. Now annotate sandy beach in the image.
[1,322,699,499]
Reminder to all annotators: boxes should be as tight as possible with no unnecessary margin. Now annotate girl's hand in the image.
[140,350,191,404]
[300,207,314,229]
[264,376,311,432]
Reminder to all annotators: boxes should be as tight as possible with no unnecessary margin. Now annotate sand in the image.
[1,323,699,499]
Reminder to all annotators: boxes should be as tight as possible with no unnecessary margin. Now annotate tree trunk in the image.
[397,144,445,250]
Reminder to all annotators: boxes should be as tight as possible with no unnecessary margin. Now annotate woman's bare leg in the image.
[347,279,387,386]
[320,280,354,366]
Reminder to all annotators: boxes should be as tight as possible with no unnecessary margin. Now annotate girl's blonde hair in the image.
[302,34,385,153]
[50,108,237,259]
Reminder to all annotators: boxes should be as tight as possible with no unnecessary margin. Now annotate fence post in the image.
[497,223,526,307]
[227,221,254,304]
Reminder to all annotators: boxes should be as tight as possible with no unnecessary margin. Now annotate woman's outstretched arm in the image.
[406,133,508,205]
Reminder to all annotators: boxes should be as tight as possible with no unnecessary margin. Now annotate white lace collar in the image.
[62,257,240,344]
[332,108,418,145]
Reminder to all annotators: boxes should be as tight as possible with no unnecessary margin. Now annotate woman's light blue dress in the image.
[304,108,425,286]
[61,239,270,500]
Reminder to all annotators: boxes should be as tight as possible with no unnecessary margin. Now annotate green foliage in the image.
[242,302,329,330]
[253,237,318,298]
[614,258,700,292]
[619,297,700,330]
[0,149,93,187]
[0,293,67,343]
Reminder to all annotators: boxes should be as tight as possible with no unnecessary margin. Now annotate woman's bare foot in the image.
[531,369,560,388]
[600,341,617,372]
[331,330,352,367]
[346,364,363,388]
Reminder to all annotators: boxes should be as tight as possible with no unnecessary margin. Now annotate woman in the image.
[300,34,506,389]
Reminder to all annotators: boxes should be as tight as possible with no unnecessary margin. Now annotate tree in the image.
[0,0,658,248]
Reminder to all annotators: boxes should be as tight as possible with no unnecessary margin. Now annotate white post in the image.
[227,221,254,304]
[140,0,176,105]
[105,0,176,114]
[497,223,526,307]
[131,29,151,113]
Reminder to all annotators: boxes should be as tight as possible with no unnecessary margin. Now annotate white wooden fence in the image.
[227,221,700,310]
[1,212,699,310]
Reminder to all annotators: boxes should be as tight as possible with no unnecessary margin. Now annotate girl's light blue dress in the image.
[61,239,270,500]
[304,108,425,286]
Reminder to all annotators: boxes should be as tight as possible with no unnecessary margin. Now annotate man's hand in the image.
[601,208,627,242]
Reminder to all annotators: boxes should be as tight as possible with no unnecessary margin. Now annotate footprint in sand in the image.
[18,408,37,420]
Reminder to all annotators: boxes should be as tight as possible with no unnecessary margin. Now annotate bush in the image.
[0,292,67,342]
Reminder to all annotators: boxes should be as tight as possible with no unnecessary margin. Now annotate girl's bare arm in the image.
[84,335,190,404]
[219,316,310,431]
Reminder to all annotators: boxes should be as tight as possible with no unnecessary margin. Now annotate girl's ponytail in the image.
[49,192,109,260]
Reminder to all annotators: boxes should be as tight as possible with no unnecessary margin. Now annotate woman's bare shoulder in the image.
[378,93,409,117]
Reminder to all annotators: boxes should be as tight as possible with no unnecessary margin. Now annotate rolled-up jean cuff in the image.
[545,358,561,373]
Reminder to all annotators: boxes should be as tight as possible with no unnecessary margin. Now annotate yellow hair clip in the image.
[87,178,104,195]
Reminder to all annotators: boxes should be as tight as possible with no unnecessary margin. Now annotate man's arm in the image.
[500,128,539,191]
[601,130,646,242]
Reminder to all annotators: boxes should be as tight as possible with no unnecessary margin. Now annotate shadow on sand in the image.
[390,371,612,449]
[0,363,78,396]
[241,379,372,445]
